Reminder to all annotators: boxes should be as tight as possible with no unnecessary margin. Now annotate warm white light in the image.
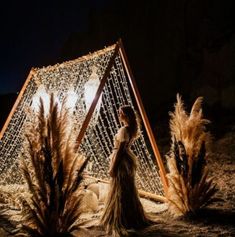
[31,85,62,115]
[65,89,78,110]
[31,85,50,114]
[84,66,102,115]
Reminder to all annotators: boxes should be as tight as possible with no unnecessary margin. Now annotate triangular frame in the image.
[0,39,168,195]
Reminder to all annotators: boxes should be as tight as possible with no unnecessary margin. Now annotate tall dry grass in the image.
[166,94,217,217]
[18,94,87,236]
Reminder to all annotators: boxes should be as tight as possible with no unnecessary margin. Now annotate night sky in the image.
[1,0,235,129]
[0,0,111,94]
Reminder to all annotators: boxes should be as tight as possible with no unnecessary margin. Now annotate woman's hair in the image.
[119,105,141,140]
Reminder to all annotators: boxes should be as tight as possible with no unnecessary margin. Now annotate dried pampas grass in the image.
[18,94,87,237]
[166,94,217,217]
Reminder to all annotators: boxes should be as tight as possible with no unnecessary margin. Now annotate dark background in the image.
[1,0,235,138]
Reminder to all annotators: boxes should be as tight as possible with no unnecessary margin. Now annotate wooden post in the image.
[0,68,36,140]
[76,42,120,147]
[118,39,168,194]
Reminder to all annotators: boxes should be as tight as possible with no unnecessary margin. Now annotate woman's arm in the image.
[109,141,126,177]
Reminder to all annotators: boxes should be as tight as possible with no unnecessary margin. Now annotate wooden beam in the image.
[76,42,120,147]
[0,68,36,140]
[139,189,167,203]
[118,39,169,195]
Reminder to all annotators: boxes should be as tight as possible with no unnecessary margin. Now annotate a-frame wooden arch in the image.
[0,39,168,196]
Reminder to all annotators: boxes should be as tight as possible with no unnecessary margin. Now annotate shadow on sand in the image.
[187,207,235,228]
[126,207,235,237]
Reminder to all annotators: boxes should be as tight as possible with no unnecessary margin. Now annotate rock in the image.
[97,183,109,203]
[81,189,99,213]
[87,183,99,199]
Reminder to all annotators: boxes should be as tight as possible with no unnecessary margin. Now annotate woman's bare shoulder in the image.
[116,126,129,142]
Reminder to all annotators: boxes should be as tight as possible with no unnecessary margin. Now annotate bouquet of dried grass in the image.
[166,94,217,217]
[19,94,87,237]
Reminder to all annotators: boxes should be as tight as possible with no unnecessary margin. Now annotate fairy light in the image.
[31,85,50,114]
[84,65,102,122]
[65,89,78,111]
[0,47,163,195]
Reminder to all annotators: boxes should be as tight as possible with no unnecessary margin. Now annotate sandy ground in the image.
[77,124,235,237]
[0,125,235,236]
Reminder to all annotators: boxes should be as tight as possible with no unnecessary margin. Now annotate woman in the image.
[100,105,150,236]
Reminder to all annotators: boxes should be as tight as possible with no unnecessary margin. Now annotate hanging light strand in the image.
[0,47,163,195]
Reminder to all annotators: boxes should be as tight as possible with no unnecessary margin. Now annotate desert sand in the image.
[0,124,234,237]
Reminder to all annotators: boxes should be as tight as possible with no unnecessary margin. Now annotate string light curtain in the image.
[0,44,163,195]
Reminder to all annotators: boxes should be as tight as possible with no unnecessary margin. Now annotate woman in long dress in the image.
[100,105,150,236]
